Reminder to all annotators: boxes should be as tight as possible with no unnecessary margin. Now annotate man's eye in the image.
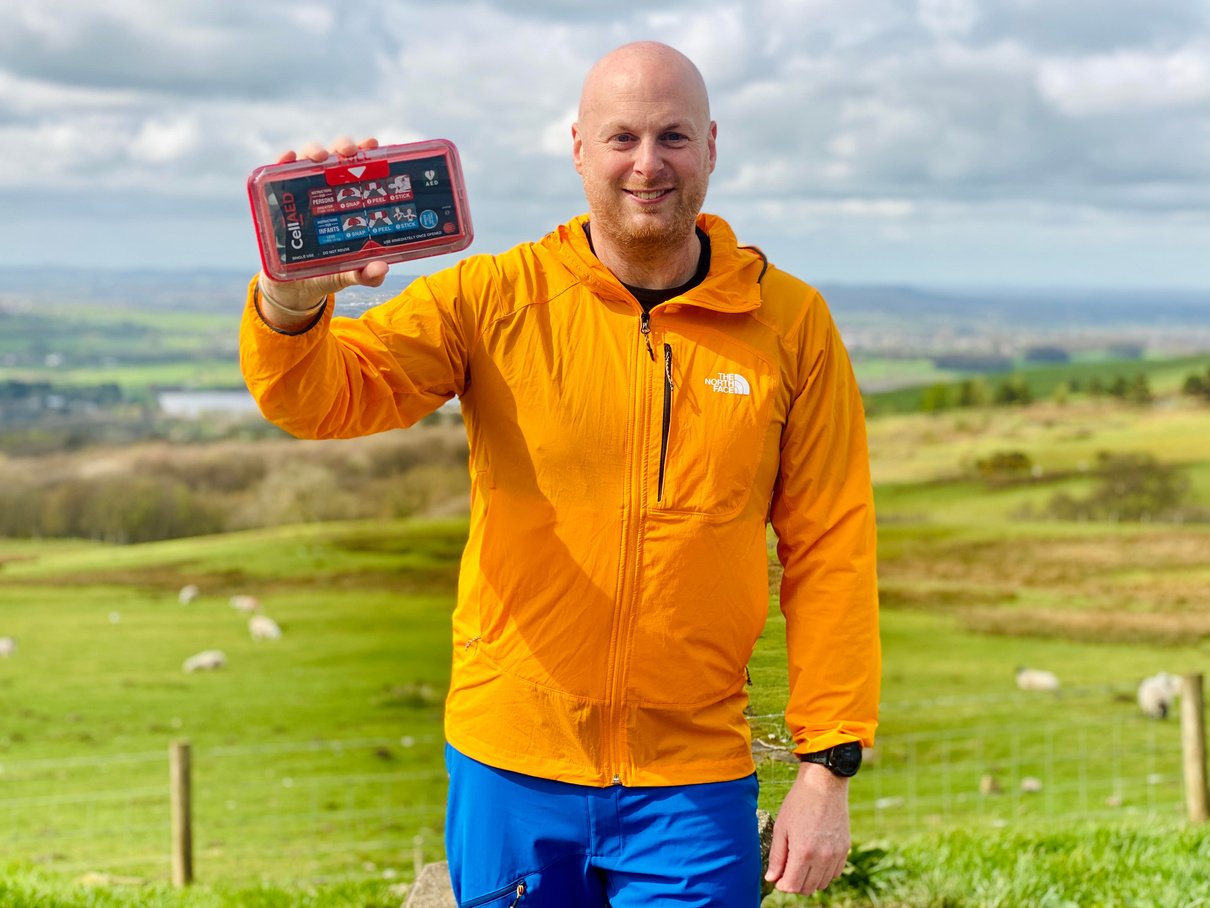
[613,134,636,144]
[663,133,688,144]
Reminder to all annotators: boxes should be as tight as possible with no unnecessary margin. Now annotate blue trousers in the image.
[444,745,761,907]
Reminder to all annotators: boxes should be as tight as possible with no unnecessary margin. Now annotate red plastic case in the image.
[247,139,473,281]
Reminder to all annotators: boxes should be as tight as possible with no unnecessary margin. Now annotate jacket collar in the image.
[546,213,765,314]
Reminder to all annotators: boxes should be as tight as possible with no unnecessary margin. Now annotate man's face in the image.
[572,64,716,256]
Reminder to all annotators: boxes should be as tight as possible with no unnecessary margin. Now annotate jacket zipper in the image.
[604,308,655,787]
[640,310,655,360]
[658,343,673,501]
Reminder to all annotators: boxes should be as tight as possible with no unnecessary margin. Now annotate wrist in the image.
[796,760,851,789]
[796,741,863,778]
[255,279,328,331]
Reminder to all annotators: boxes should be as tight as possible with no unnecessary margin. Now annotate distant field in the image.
[1,303,241,393]
[864,352,1210,415]
[5,288,1205,399]
[869,395,1210,487]
[848,353,961,391]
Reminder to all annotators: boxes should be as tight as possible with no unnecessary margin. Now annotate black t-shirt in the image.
[584,224,712,313]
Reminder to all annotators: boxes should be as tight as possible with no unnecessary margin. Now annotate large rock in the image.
[403,861,455,908]
[757,808,775,896]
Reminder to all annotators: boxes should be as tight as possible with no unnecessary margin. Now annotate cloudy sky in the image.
[2,0,1208,289]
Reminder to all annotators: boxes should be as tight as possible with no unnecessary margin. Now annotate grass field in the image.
[3,391,1210,905]
[0,304,243,393]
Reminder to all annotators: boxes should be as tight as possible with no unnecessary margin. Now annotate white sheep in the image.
[182,649,226,673]
[249,615,282,641]
[1016,667,1060,692]
[1137,672,1181,719]
[0,636,16,658]
[229,595,260,613]
[178,584,199,605]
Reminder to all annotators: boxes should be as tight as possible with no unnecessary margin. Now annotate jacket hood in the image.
[544,213,766,314]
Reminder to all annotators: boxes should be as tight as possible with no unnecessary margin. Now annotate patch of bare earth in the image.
[877,529,1210,644]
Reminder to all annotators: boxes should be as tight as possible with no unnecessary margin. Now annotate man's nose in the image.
[632,139,665,178]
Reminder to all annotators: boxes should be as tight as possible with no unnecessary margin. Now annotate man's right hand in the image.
[255,136,390,332]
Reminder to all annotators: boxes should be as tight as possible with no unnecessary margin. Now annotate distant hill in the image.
[3,266,1205,318]
[0,267,420,315]
[819,283,1210,331]
[3,267,1208,350]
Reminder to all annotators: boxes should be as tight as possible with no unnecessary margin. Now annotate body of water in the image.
[157,389,462,419]
[157,390,261,419]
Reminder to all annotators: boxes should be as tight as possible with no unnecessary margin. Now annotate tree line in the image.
[916,371,1160,413]
[0,427,470,544]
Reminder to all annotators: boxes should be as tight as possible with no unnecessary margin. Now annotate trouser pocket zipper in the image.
[464,879,526,907]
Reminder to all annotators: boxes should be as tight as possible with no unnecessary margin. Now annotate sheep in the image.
[178,584,199,605]
[182,649,226,673]
[249,615,282,641]
[229,595,260,613]
[1015,667,1060,692]
[1137,672,1181,719]
[0,636,16,658]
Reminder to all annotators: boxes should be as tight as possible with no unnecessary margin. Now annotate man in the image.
[241,41,879,906]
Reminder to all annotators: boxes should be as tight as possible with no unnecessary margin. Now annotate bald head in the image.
[578,42,711,129]
[571,42,717,285]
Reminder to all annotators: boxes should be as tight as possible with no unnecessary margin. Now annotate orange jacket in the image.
[241,213,880,786]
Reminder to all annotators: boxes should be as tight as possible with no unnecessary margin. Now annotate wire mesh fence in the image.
[0,735,447,884]
[0,686,1196,886]
[754,682,1190,836]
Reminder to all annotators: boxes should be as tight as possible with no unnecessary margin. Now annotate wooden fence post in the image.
[170,739,194,886]
[1180,673,1208,824]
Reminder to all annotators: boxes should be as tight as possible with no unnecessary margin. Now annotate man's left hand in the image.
[764,761,851,894]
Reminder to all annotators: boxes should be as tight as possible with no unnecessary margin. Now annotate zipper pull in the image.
[663,343,675,390]
[640,310,654,360]
[509,882,526,906]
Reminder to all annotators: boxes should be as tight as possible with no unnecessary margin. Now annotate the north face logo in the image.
[704,372,751,395]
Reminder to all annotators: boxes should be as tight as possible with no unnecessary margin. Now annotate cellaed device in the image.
[247,140,473,281]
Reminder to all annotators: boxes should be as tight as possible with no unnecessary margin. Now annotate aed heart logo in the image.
[424,170,436,181]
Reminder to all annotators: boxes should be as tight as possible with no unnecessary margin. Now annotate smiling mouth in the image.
[626,189,672,201]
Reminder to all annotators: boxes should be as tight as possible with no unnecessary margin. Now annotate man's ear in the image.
[571,123,584,175]
[707,121,718,174]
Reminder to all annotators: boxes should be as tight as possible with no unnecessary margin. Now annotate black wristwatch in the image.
[797,742,862,778]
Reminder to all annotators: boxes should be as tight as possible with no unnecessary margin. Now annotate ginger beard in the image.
[579,164,709,258]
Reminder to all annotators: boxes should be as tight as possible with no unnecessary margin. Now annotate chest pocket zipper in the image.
[658,343,674,501]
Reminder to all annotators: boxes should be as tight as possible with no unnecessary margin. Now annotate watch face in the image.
[830,742,863,776]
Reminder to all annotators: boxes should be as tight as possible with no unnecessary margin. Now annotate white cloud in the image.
[917,0,980,39]
[1037,43,1210,116]
[131,116,201,164]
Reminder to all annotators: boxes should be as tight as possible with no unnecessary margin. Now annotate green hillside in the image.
[3,387,1210,905]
